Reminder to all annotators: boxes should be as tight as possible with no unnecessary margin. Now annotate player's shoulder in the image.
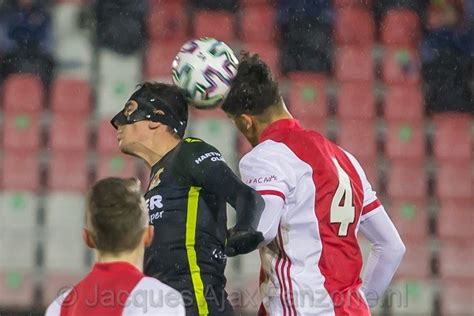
[240,139,296,168]
[45,287,73,316]
[135,276,182,295]
[183,136,205,144]
[242,139,280,160]
[181,137,219,153]
[338,148,370,182]
[125,277,185,315]
[137,276,179,294]
[179,137,224,165]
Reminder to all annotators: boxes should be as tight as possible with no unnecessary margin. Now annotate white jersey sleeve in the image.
[45,289,71,316]
[239,141,297,201]
[123,277,185,315]
[359,211,406,307]
[343,150,405,306]
[344,151,383,221]
[239,141,296,245]
[257,194,286,245]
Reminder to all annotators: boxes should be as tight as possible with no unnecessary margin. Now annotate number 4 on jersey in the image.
[330,158,355,237]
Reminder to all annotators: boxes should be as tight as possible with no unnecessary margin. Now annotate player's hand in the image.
[225,227,264,257]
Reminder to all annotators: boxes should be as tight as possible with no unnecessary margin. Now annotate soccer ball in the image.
[172,37,239,109]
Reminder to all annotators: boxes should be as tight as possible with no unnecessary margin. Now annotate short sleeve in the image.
[239,142,295,202]
[124,277,185,315]
[344,151,383,221]
[45,288,72,316]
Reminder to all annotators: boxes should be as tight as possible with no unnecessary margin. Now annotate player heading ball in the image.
[221,53,406,315]
[111,82,265,315]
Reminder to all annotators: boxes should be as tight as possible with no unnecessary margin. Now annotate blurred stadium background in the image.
[0,0,472,315]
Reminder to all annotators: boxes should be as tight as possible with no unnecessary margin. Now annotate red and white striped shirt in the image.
[240,119,383,316]
[45,262,185,316]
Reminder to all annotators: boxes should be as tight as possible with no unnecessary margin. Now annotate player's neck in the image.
[256,107,293,140]
[141,136,181,167]
[95,248,144,272]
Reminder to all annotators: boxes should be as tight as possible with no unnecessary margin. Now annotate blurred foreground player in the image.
[222,54,406,315]
[111,82,265,315]
[45,177,185,315]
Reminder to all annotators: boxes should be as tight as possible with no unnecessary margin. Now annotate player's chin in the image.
[118,142,134,156]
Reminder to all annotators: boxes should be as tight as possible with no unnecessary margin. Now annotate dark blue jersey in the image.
[144,137,263,316]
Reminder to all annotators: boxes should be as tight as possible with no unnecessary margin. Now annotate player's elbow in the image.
[244,189,265,221]
[234,188,265,231]
[259,229,278,248]
[398,240,406,257]
[389,238,406,260]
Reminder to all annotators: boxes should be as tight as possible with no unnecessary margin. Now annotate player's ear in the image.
[144,225,154,247]
[82,228,96,249]
[148,121,161,130]
[240,114,253,130]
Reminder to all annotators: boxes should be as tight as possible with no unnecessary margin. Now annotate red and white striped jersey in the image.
[45,262,185,316]
[240,119,382,316]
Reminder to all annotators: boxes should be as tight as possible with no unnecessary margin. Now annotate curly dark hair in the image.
[222,52,280,116]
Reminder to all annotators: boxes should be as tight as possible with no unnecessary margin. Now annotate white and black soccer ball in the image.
[172,37,239,109]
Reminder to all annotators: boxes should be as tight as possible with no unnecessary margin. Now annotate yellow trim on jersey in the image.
[186,186,208,315]
[184,137,202,143]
